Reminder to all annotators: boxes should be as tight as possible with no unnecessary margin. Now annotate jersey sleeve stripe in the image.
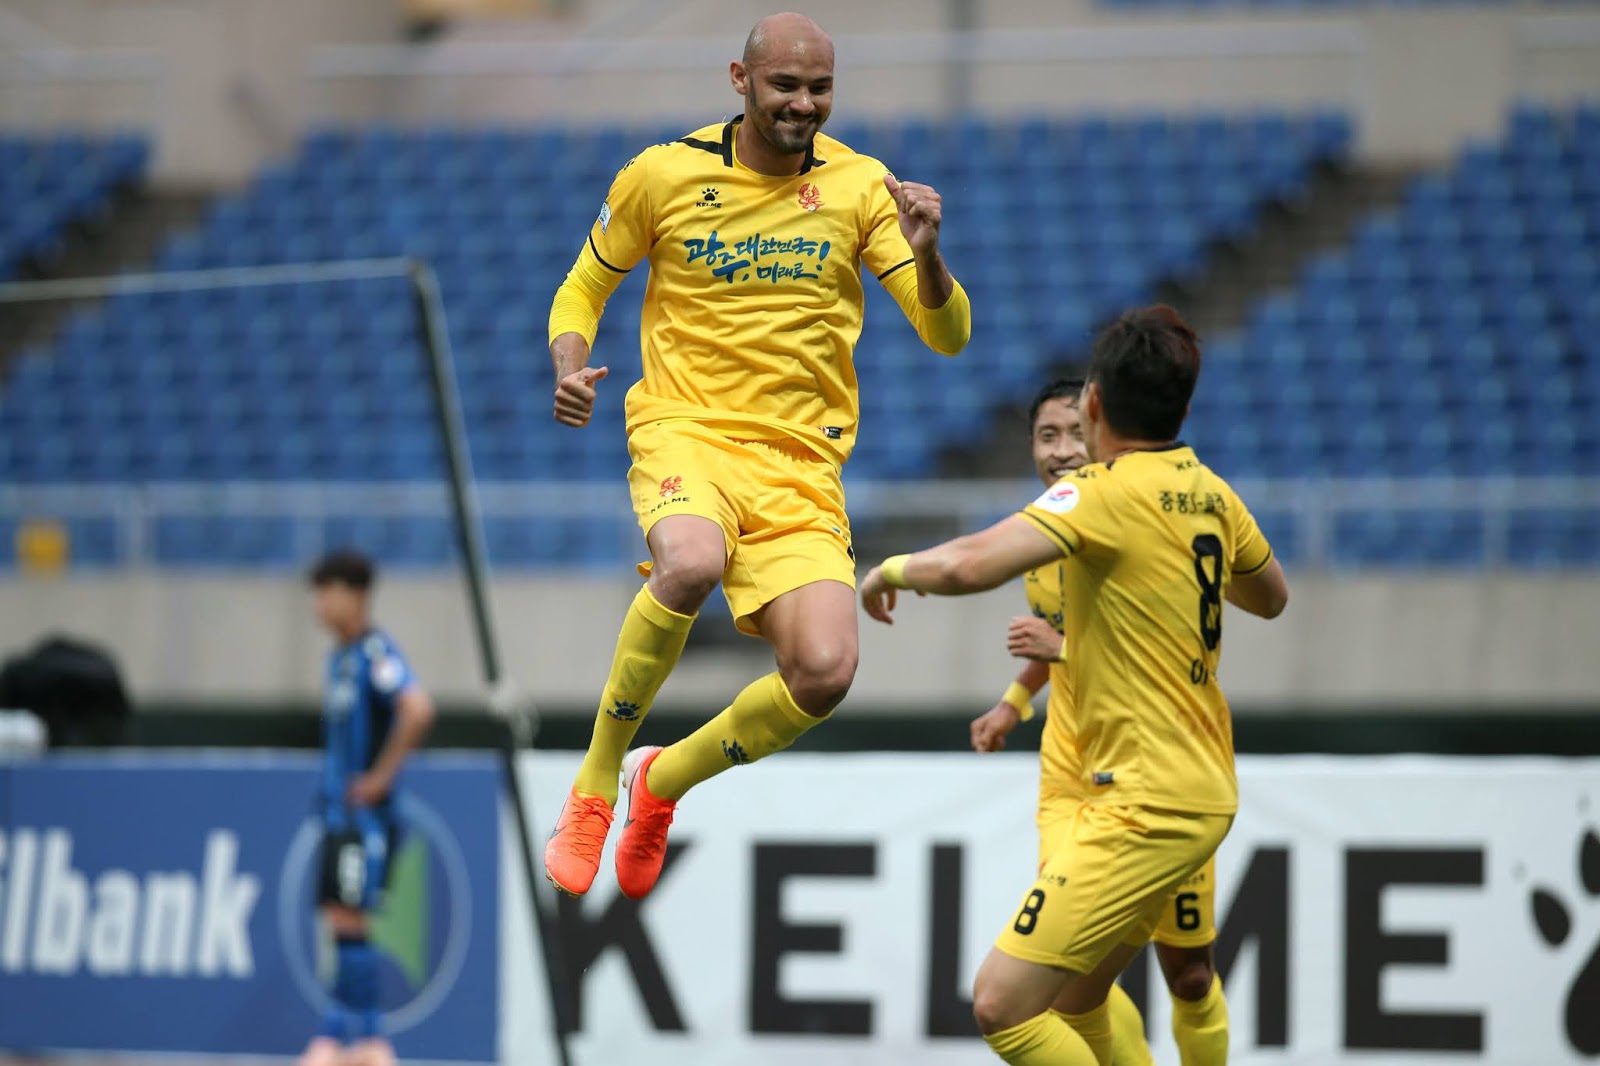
[1235,548,1273,576]
[1020,510,1077,557]
[876,256,916,281]
[587,233,629,275]
[676,136,722,156]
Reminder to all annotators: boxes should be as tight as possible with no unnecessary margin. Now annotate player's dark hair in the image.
[1027,376,1086,432]
[1086,305,1200,442]
[309,549,375,591]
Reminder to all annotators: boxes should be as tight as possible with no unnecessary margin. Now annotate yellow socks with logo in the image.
[573,585,694,803]
[983,1011,1099,1066]
[1170,975,1228,1066]
[646,671,824,801]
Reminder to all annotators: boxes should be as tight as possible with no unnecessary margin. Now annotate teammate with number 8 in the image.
[862,306,1288,1066]
[971,376,1234,1066]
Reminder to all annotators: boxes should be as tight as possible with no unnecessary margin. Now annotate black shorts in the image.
[317,819,401,911]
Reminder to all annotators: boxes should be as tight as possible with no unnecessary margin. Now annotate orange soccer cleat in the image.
[616,746,677,900]
[544,789,615,896]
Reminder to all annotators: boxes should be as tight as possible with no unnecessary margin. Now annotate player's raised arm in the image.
[547,149,656,426]
[864,172,970,355]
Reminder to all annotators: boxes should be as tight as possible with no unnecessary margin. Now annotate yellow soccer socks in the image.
[1059,1003,1115,1066]
[1106,983,1156,1066]
[572,585,695,803]
[645,670,824,801]
[1170,975,1229,1066]
[984,1011,1099,1066]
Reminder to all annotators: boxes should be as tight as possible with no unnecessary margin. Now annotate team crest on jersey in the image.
[797,183,823,212]
[659,475,683,498]
[597,201,612,233]
[1034,481,1082,515]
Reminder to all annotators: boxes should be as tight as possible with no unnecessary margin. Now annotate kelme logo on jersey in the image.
[1034,481,1082,515]
[695,188,723,209]
[278,796,473,1035]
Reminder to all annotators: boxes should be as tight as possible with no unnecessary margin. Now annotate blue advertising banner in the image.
[0,752,499,1061]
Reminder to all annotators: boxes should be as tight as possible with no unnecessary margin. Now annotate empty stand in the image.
[1191,102,1600,565]
[0,132,148,281]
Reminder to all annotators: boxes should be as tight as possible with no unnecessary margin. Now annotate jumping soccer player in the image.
[543,11,970,900]
[861,306,1287,1066]
[300,550,436,1066]
[972,377,1231,1066]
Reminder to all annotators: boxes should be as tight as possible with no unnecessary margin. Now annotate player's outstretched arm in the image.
[1227,555,1289,619]
[972,658,1049,753]
[348,685,436,807]
[860,516,1063,623]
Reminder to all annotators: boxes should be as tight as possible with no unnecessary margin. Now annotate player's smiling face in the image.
[1032,397,1088,486]
[734,53,833,156]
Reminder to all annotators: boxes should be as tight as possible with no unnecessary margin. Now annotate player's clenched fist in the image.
[971,702,1022,753]
[884,174,943,258]
[553,365,609,427]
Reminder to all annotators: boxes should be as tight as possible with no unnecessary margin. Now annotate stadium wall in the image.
[5,0,1598,182]
[2,750,1592,1065]
[3,572,1596,711]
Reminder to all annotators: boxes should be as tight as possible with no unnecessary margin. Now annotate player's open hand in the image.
[971,702,1022,753]
[554,365,609,427]
[859,565,898,624]
[1008,616,1065,662]
[860,564,926,624]
[884,174,942,258]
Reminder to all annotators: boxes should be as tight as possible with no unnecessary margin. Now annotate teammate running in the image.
[299,550,436,1066]
[861,306,1287,1066]
[972,377,1231,1066]
[543,11,971,900]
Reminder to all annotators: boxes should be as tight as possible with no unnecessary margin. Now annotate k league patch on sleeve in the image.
[597,201,612,233]
[1033,480,1082,515]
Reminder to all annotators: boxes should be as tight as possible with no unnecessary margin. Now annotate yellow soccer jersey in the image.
[1019,444,1273,815]
[1022,561,1083,801]
[548,116,971,464]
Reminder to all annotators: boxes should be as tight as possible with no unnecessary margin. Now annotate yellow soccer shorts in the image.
[1003,801,1232,973]
[627,419,855,637]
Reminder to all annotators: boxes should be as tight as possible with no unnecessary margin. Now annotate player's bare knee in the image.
[972,981,1024,1035]
[780,639,857,714]
[1164,955,1216,1002]
[649,545,723,612]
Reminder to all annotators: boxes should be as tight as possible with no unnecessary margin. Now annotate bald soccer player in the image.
[544,13,971,901]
